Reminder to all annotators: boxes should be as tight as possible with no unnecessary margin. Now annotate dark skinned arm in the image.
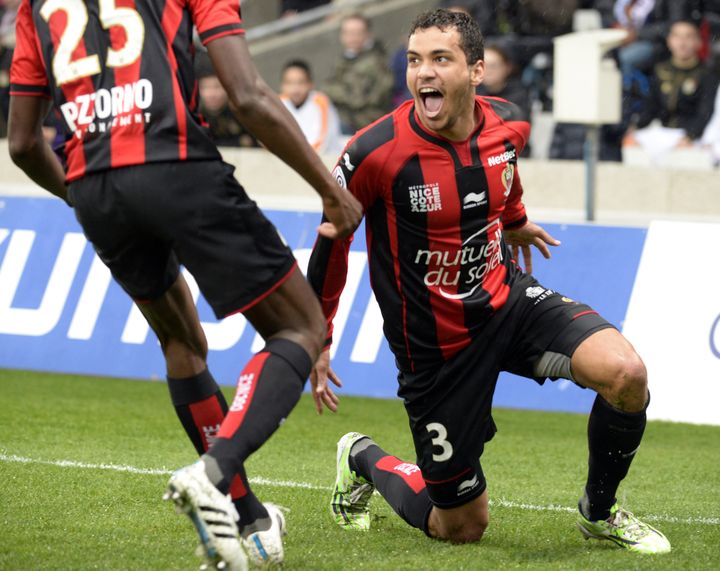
[8,95,69,204]
[206,34,361,239]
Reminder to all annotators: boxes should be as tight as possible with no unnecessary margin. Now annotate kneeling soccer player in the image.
[307,8,670,554]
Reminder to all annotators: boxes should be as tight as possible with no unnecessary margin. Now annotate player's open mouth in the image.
[418,87,444,119]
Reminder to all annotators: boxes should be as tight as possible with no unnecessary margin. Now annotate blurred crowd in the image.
[1,0,719,164]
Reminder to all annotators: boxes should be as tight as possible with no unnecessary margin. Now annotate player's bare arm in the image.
[8,95,69,204]
[206,34,362,239]
[504,220,561,274]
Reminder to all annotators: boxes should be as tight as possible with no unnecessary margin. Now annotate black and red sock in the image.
[203,339,312,528]
[350,439,432,534]
[166,368,227,455]
[166,367,268,528]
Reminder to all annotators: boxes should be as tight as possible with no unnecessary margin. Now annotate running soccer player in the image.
[308,9,670,554]
[8,1,361,569]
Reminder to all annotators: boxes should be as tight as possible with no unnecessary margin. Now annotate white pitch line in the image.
[1,452,717,526]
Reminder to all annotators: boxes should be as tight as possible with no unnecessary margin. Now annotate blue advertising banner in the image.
[0,197,645,414]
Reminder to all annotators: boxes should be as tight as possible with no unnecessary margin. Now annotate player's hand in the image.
[318,189,362,240]
[310,350,343,414]
[504,220,560,274]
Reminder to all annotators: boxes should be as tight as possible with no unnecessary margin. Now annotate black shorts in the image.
[398,273,613,509]
[68,160,296,318]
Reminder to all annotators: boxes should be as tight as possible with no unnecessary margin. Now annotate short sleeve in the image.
[9,0,51,98]
[189,0,244,45]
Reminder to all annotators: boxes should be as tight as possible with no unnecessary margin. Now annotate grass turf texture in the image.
[1,370,718,570]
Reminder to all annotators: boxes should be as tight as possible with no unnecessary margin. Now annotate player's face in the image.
[281,67,313,107]
[407,27,483,140]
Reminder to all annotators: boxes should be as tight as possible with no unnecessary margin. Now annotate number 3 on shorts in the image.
[426,422,453,462]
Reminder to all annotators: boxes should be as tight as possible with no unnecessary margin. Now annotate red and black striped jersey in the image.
[10,0,244,181]
[308,96,530,372]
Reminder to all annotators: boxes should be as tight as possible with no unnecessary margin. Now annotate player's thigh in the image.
[69,170,180,304]
[243,266,326,359]
[168,161,312,336]
[134,272,207,357]
[502,278,614,385]
[400,342,499,511]
[428,489,489,543]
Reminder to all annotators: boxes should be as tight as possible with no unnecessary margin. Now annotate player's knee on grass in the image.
[429,494,489,544]
[431,511,488,544]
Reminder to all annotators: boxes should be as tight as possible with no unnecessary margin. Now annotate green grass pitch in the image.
[1,369,718,570]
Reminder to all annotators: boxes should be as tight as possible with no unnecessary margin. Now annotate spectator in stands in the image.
[280,60,344,155]
[197,58,259,148]
[440,0,500,37]
[389,37,412,107]
[281,0,331,18]
[627,20,718,148]
[701,84,720,165]
[324,13,394,135]
[476,44,531,120]
[613,0,704,77]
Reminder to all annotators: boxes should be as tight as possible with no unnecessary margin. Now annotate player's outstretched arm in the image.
[310,350,343,415]
[8,96,69,204]
[504,220,561,275]
[206,35,361,239]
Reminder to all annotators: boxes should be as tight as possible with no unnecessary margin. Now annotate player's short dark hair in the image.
[282,59,313,81]
[409,8,484,65]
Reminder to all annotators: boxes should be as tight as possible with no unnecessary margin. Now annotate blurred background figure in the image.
[625,19,718,156]
[476,43,531,121]
[196,55,259,148]
[281,0,331,19]
[477,43,532,156]
[324,13,394,135]
[0,0,21,138]
[612,0,704,79]
[280,59,344,155]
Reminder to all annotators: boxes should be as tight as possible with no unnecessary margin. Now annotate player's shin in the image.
[351,440,433,533]
[582,393,649,521]
[202,339,311,530]
[166,368,228,455]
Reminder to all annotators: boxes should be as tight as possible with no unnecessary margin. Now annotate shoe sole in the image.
[164,481,241,570]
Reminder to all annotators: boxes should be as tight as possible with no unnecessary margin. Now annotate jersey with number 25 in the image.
[10,0,244,181]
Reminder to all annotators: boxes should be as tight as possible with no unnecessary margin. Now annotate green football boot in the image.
[331,432,375,531]
[577,503,671,554]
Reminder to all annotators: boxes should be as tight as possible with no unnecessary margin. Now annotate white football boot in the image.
[165,461,248,571]
[243,503,287,567]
